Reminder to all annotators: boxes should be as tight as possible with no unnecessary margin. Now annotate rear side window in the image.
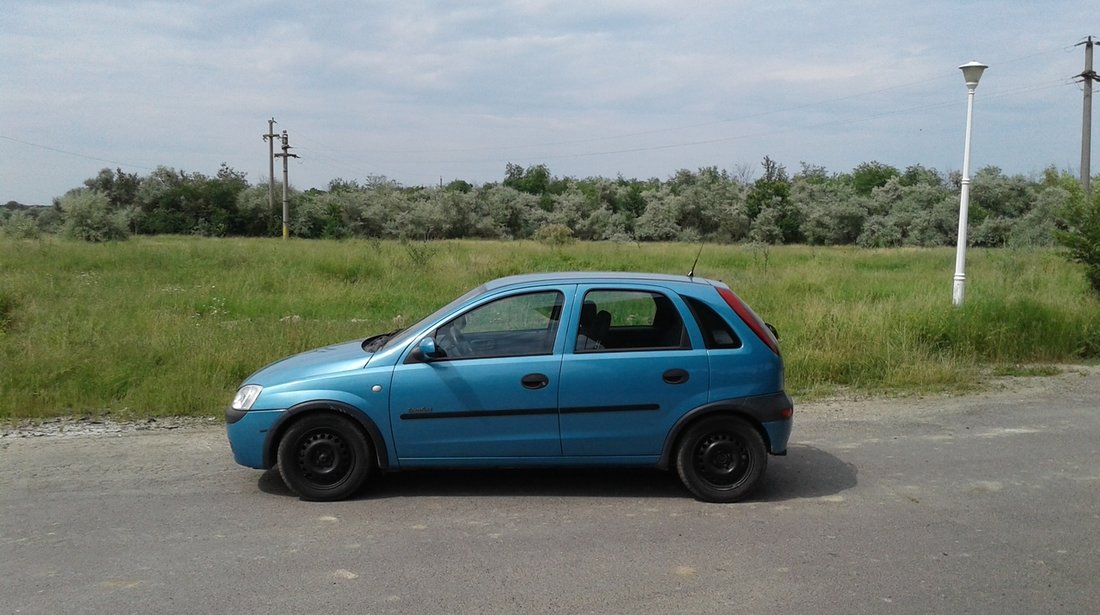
[683,297,742,349]
[576,289,689,352]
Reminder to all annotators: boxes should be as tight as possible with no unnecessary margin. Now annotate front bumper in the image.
[225,407,285,469]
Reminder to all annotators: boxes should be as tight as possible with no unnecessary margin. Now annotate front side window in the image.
[575,289,688,352]
[436,291,563,359]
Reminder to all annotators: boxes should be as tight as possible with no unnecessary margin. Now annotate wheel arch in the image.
[264,400,390,470]
[659,395,788,469]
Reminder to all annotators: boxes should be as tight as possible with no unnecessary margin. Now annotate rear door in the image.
[557,284,709,457]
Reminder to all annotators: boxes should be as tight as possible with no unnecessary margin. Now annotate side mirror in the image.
[417,337,443,360]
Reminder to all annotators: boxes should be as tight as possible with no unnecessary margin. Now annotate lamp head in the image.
[959,61,988,88]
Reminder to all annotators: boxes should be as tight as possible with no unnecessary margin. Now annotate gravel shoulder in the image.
[797,363,1100,421]
[4,364,1097,441]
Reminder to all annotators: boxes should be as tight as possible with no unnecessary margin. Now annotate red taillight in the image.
[716,287,781,356]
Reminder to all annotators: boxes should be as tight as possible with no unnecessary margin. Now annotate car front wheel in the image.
[675,416,766,503]
[277,414,372,501]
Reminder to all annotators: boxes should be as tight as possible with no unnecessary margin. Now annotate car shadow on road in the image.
[257,444,855,503]
[754,444,858,502]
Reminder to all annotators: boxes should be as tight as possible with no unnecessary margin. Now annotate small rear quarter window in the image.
[683,296,742,349]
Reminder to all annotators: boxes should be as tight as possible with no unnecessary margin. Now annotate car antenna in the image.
[687,243,705,278]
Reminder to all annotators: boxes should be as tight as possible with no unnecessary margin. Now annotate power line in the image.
[260,70,1077,189]
[0,134,156,171]
[372,80,1076,167]
[3,42,1079,190]
[288,44,1077,160]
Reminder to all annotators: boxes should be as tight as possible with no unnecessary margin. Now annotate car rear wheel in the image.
[278,414,372,501]
[675,416,766,503]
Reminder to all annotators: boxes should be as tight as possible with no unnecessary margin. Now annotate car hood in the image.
[247,339,372,386]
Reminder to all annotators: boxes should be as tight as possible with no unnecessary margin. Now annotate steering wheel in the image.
[443,317,473,357]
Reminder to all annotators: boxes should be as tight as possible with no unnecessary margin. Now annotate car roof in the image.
[483,271,720,292]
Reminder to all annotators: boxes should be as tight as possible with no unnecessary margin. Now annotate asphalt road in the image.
[2,368,1098,614]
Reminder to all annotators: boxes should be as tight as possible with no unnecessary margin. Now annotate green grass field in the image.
[1,236,1098,420]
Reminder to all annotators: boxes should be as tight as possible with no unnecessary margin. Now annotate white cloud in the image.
[0,0,1095,203]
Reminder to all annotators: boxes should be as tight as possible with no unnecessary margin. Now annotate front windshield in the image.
[380,284,486,351]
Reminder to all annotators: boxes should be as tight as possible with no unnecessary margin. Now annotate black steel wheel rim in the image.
[297,430,351,486]
[694,432,750,488]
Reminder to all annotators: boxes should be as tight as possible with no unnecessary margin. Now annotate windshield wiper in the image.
[362,329,402,352]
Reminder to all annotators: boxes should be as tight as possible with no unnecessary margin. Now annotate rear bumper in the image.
[762,416,793,455]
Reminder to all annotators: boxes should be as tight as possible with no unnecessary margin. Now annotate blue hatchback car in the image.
[226,272,792,502]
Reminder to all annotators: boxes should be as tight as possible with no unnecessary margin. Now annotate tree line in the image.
[0,158,1089,250]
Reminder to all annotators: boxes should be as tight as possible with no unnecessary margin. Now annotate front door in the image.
[390,290,566,460]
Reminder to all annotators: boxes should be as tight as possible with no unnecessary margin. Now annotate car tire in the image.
[675,416,766,503]
[277,413,372,501]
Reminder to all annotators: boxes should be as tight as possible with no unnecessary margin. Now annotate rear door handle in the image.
[521,373,549,390]
[662,368,689,385]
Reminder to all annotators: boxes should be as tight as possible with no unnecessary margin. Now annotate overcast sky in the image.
[1,0,1096,205]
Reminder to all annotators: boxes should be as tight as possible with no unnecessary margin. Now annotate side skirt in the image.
[395,455,662,469]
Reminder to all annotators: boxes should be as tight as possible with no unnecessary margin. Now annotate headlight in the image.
[231,385,263,411]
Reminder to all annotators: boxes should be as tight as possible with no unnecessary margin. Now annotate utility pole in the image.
[262,118,278,224]
[1078,37,1097,199]
[273,130,299,240]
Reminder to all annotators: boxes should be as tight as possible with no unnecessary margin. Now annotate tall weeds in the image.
[1,238,1096,419]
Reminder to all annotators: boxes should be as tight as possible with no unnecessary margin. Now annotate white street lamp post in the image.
[953,61,987,306]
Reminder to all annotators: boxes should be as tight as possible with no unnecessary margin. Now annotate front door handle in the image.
[662,368,689,385]
[521,373,549,390]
